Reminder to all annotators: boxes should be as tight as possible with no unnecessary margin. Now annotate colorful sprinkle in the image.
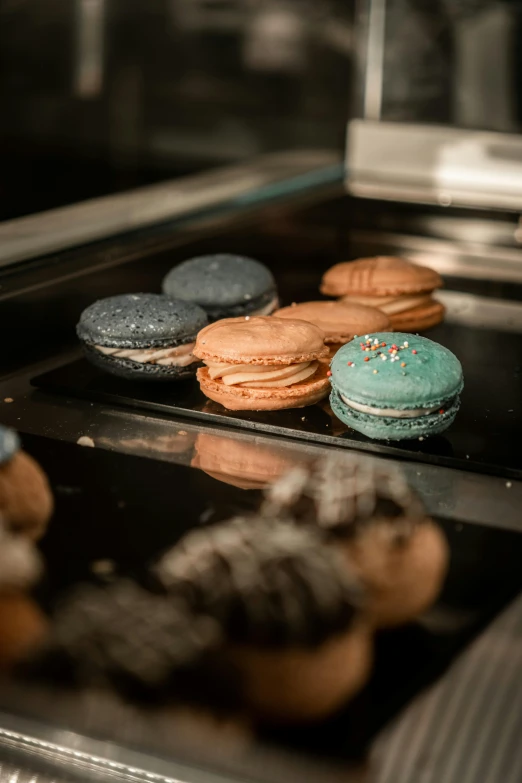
[373,369,378,374]
[381,355,387,361]
[439,409,444,414]
[404,341,409,347]
[412,349,418,355]
[327,370,332,377]
[401,362,406,367]
[364,357,370,362]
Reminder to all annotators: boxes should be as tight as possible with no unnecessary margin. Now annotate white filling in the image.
[340,393,440,419]
[95,342,198,367]
[205,359,319,388]
[341,293,432,315]
[249,295,279,316]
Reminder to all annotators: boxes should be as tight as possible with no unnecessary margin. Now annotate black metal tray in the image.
[32,318,522,479]
[3,434,522,768]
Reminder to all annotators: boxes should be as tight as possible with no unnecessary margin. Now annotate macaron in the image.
[274,300,391,354]
[0,426,53,540]
[321,256,445,331]
[194,316,330,411]
[329,333,463,440]
[162,254,278,322]
[77,293,208,381]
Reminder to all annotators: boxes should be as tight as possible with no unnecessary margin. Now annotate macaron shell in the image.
[162,254,276,308]
[77,294,208,349]
[194,317,329,365]
[0,427,20,465]
[330,333,463,409]
[330,389,460,440]
[388,300,445,332]
[274,301,391,344]
[197,363,330,411]
[321,257,442,297]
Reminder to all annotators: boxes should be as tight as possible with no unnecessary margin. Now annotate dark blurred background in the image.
[0,0,354,221]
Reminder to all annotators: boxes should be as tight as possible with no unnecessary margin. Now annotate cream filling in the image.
[340,393,439,419]
[341,293,433,316]
[205,359,319,388]
[249,295,279,316]
[95,342,197,367]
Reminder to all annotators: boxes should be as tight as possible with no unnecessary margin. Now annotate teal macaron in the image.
[330,332,463,441]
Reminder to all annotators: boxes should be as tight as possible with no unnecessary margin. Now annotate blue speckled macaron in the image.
[77,293,208,381]
[330,332,463,440]
[0,425,20,465]
[162,254,278,321]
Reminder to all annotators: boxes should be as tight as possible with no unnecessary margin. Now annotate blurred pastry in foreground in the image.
[0,521,47,671]
[192,432,310,489]
[38,519,371,724]
[262,455,449,628]
[0,425,53,540]
[320,256,444,331]
[194,316,330,411]
[156,518,372,723]
[274,300,391,355]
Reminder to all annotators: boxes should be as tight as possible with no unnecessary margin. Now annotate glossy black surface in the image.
[33,314,522,480]
[5,433,522,766]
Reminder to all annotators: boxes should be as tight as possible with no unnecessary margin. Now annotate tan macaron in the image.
[194,316,330,411]
[321,256,445,331]
[274,300,391,354]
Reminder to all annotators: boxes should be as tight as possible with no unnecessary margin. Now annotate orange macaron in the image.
[194,316,330,411]
[321,256,445,332]
[274,300,391,354]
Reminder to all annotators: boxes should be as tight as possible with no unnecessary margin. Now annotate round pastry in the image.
[0,594,48,671]
[320,256,445,331]
[77,294,208,381]
[162,254,278,322]
[156,517,372,723]
[329,333,463,440]
[36,518,371,723]
[0,426,53,540]
[274,300,391,355]
[194,316,330,411]
[0,521,47,671]
[261,455,449,628]
[192,432,309,489]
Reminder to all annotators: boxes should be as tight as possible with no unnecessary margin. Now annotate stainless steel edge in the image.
[346,119,522,211]
[0,150,341,268]
[349,229,522,283]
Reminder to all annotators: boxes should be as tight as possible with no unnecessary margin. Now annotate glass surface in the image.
[377,0,522,130]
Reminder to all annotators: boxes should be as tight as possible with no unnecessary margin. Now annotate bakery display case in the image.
[1,2,522,783]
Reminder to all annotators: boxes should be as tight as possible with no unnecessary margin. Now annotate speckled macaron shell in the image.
[162,254,278,321]
[0,427,20,465]
[194,316,329,365]
[77,293,208,381]
[321,257,442,297]
[274,301,391,344]
[329,332,463,440]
